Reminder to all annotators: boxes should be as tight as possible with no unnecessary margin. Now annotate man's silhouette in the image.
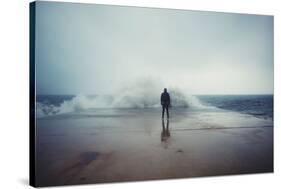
[161,88,170,119]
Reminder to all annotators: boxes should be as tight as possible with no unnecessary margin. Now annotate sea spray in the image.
[36,79,209,117]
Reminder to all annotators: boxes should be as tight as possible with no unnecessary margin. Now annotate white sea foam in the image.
[36,80,210,117]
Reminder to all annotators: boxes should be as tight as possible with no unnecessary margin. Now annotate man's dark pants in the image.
[162,105,169,118]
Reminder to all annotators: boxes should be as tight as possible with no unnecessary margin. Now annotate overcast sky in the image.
[35,1,273,95]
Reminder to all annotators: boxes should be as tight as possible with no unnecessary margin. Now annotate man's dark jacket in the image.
[161,92,170,107]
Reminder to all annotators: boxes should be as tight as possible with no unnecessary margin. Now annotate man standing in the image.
[161,88,170,119]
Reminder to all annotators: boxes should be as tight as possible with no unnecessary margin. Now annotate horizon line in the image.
[36,93,274,96]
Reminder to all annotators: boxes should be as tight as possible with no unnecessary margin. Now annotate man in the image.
[161,88,170,119]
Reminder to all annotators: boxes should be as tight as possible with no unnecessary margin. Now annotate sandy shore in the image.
[35,108,273,186]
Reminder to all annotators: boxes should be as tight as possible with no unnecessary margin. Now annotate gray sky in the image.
[35,1,273,95]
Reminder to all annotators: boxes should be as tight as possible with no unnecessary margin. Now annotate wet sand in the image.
[35,108,273,186]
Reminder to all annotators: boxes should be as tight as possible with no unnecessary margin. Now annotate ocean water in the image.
[198,95,273,120]
[36,94,273,121]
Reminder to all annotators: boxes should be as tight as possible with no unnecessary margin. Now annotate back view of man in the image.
[161,88,170,119]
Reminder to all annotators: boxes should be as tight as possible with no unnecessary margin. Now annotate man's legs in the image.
[162,105,169,119]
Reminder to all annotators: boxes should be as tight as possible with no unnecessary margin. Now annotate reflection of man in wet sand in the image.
[161,88,170,119]
[161,119,171,149]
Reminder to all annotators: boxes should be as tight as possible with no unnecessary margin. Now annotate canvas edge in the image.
[29,1,37,187]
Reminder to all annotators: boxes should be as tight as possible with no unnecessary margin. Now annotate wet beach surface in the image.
[36,108,273,186]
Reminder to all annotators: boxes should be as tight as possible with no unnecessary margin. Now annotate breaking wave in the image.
[36,80,210,117]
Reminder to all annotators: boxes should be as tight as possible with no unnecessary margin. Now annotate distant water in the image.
[36,94,273,120]
[198,95,273,120]
[37,95,75,106]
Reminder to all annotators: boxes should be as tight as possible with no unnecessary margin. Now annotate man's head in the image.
[164,88,167,93]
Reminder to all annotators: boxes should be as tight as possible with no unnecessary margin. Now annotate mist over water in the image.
[36,77,273,120]
[36,79,208,117]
